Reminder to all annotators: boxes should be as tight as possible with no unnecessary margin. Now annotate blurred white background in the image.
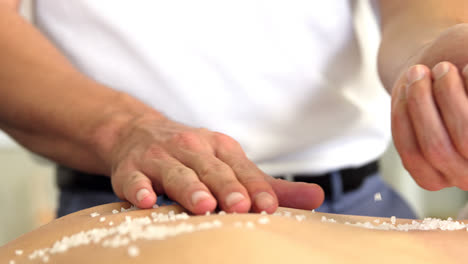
[1,0,467,246]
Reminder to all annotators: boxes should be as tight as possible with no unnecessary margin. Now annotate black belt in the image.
[275,160,379,200]
[57,160,378,199]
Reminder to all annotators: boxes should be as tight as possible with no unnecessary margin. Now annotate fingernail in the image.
[432,62,449,80]
[407,65,425,85]
[191,190,211,206]
[254,192,275,210]
[463,64,468,78]
[136,189,150,202]
[225,192,245,207]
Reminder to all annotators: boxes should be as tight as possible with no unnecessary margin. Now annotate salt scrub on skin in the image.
[90,212,100,218]
[258,217,270,224]
[128,245,140,257]
[319,214,468,232]
[27,211,225,262]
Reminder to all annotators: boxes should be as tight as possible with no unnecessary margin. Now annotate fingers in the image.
[213,136,277,213]
[167,131,253,213]
[267,178,324,210]
[404,63,468,189]
[432,62,468,159]
[147,157,218,214]
[392,65,448,190]
[112,170,157,209]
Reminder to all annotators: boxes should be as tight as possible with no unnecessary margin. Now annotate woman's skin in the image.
[1,202,467,264]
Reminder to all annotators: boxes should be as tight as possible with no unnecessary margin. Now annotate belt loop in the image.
[330,171,344,202]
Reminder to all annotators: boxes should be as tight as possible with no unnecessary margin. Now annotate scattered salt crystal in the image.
[260,211,267,215]
[311,209,315,213]
[283,211,292,218]
[391,216,396,225]
[245,221,255,229]
[205,211,211,216]
[99,217,106,222]
[295,215,306,222]
[90,212,100,218]
[15,249,23,256]
[218,211,226,215]
[374,192,382,201]
[152,204,159,209]
[128,245,140,257]
[258,217,270,224]
[321,216,336,223]
[109,221,114,226]
[212,220,223,227]
[112,209,119,214]
[373,219,380,224]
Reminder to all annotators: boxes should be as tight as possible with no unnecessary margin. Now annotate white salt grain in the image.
[258,217,270,224]
[245,221,255,229]
[205,211,211,216]
[295,215,306,222]
[391,216,396,225]
[112,209,119,214]
[128,245,140,257]
[152,204,159,209]
[374,192,382,201]
[260,211,267,215]
[109,221,114,226]
[311,209,315,213]
[373,219,380,224]
[15,249,23,256]
[99,217,106,222]
[218,211,226,215]
[90,212,100,218]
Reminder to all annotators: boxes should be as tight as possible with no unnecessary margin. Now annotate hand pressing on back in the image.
[105,115,324,214]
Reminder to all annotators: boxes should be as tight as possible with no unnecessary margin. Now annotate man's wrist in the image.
[87,91,165,173]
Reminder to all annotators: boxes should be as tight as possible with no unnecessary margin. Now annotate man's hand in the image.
[390,25,468,191]
[105,115,324,214]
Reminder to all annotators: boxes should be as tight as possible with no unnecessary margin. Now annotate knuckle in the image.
[213,132,242,152]
[144,145,166,159]
[421,139,450,164]
[169,131,202,150]
[198,162,232,180]
[164,166,194,187]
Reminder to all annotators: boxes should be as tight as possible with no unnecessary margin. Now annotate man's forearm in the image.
[377,0,468,92]
[0,6,163,175]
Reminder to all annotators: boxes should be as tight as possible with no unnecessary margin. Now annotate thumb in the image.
[268,178,324,210]
[112,171,157,208]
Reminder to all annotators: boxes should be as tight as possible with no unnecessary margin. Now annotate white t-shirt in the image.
[34,1,390,176]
